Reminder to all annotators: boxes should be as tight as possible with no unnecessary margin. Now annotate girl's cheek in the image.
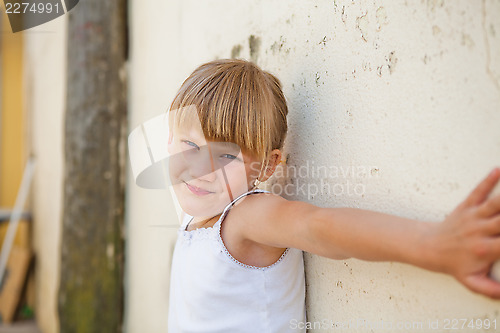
[169,155,188,184]
[168,140,182,155]
[225,164,251,192]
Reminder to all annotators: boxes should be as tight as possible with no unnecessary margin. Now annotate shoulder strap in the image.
[181,212,194,230]
[216,189,270,225]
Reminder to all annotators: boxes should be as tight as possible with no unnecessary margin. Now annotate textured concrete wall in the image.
[127,0,500,331]
[24,17,66,333]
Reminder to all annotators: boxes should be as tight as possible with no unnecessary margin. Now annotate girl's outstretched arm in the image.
[238,168,500,298]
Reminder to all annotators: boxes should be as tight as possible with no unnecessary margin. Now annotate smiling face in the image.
[166,60,290,220]
[168,116,262,221]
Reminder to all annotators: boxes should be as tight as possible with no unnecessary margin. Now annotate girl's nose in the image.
[188,145,217,182]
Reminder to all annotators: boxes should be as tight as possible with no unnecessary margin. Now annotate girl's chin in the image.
[177,198,228,217]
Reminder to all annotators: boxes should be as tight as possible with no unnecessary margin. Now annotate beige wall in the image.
[24,17,66,333]
[127,0,500,332]
[124,1,182,331]
[23,1,500,332]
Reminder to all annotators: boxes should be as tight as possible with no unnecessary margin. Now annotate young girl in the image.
[163,59,500,332]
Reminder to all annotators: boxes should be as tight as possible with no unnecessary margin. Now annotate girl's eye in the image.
[221,154,237,160]
[182,140,199,150]
[220,154,243,162]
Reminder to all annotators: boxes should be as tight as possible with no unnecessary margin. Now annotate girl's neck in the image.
[186,188,258,231]
[187,213,222,231]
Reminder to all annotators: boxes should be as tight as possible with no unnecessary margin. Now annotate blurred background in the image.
[0,0,499,332]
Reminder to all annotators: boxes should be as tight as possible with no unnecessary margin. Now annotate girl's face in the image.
[167,121,261,220]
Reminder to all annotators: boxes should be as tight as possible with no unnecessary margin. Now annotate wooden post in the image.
[59,0,127,332]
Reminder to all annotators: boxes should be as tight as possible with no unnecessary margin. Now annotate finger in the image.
[479,215,500,235]
[478,195,500,218]
[463,274,500,299]
[464,168,500,207]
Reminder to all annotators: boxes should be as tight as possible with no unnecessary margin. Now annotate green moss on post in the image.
[59,1,127,332]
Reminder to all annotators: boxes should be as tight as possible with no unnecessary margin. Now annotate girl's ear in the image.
[260,149,282,182]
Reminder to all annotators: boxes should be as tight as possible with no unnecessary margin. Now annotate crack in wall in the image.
[482,0,499,92]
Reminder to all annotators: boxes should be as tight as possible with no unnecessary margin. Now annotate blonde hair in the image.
[169,59,288,162]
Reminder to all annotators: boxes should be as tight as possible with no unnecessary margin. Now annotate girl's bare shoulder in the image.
[228,191,320,249]
[224,192,285,230]
[237,191,286,214]
[234,191,317,228]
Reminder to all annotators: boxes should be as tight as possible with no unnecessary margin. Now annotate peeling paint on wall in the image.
[482,0,500,91]
[248,35,261,62]
[356,13,369,42]
[375,6,388,31]
[270,36,289,55]
[231,44,242,59]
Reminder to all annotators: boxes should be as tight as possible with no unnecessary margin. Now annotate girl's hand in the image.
[427,168,500,298]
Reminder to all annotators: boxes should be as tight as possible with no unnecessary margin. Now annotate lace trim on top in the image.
[179,189,269,235]
[216,190,291,270]
[178,189,291,270]
[178,222,218,241]
[217,232,291,271]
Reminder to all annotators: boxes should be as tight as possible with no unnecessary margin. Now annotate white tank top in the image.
[168,189,306,332]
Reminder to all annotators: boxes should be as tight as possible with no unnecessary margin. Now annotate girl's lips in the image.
[185,182,213,196]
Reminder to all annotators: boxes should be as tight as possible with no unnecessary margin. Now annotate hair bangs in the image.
[169,59,288,162]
